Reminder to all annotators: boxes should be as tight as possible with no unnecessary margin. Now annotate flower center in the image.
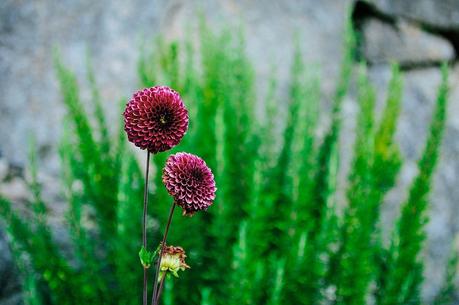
[154,109,173,129]
[190,169,204,182]
[160,114,167,125]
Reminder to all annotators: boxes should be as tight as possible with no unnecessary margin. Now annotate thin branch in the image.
[151,202,176,305]
[142,152,151,305]
[155,273,167,305]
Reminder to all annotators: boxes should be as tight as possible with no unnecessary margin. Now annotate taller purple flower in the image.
[163,153,216,216]
[123,86,189,154]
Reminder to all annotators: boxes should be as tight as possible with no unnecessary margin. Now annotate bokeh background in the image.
[0,0,458,304]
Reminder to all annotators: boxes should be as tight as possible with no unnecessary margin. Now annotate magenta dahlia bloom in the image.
[123,86,188,154]
[163,153,216,216]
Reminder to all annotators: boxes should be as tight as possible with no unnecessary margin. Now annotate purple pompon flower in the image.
[163,153,216,216]
[123,86,188,154]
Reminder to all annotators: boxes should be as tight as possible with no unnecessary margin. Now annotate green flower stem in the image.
[155,273,167,305]
[151,202,176,305]
[143,152,151,305]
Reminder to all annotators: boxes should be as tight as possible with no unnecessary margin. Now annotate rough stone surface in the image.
[0,0,167,175]
[363,19,455,64]
[0,0,351,176]
[0,178,28,204]
[1,0,459,304]
[370,0,459,30]
[0,160,8,182]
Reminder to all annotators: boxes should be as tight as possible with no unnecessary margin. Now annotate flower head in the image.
[159,245,190,278]
[123,86,188,154]
[163,152,216,216]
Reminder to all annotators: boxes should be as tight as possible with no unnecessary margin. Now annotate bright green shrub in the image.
[0,18,456,305]
[434,243,459,305]
[334,63,404,305]
[378,64,450,305]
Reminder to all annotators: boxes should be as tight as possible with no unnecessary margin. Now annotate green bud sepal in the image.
[139,246,155,268]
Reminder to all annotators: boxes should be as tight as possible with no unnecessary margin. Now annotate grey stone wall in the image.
[0,0,458,304]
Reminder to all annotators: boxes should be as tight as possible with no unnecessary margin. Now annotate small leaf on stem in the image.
[139,246,154,268]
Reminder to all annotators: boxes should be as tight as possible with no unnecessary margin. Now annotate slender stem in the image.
[142,152,151,305]
[143,269,148,305]
[151,202,176,305]
[155,273,167,305]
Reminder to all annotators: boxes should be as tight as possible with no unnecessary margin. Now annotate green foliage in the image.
[335,63,404,305]
[434,243,459,305]
[0,157,78,305]
[287,18,354,305]
[54,52,120,243]
[379,64,450,305]
[335,65,378,305]
[0,19,454,305]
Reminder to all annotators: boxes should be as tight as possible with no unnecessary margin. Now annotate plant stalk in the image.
[142,152,151,305]
[151,202,176,305]
[155,273,167,305]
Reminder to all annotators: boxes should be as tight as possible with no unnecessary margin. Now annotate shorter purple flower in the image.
[163,153,216,216]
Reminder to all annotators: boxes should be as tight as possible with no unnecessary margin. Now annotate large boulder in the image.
[363,18,455,64]
[369,0,459,30]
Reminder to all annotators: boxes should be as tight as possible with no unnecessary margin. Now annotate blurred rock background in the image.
[0,0,458,304]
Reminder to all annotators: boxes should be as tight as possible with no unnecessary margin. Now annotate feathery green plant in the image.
[335,64,378,305]
[379,64,450,305]
[434,242,458,305]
